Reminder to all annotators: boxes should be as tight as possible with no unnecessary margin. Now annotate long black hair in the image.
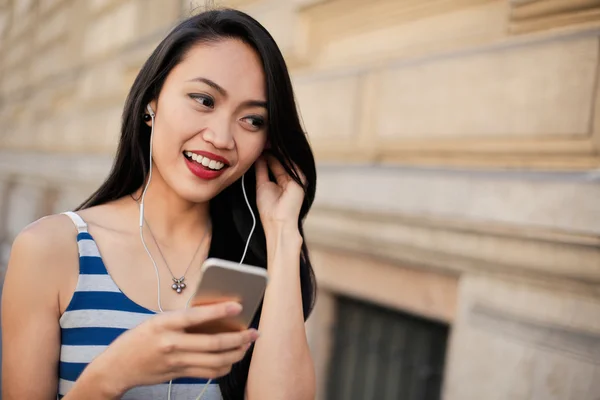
[77,8,317,399]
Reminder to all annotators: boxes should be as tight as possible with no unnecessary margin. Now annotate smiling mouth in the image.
[183,151,228,171]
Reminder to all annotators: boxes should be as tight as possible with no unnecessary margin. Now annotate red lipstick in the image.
[183,151,229,180]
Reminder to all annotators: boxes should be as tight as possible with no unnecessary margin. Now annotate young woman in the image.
[2,8,317,400]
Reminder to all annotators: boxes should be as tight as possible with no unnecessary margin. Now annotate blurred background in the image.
[1,0,600,399]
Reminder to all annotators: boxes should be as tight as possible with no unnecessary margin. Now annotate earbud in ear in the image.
[143,104,155,122]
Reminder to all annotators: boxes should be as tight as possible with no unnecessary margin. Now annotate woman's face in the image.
[148,38,268,203]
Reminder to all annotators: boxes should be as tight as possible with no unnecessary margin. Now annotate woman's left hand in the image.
[254,154,305,233]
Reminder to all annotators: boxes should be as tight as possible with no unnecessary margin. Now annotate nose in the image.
[202,118,235,151]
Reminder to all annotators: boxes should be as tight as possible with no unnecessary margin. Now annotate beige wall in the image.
[1,0,600,399]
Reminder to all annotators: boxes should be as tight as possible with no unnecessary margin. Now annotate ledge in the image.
[306,205,600,286]
[509,0,600,34]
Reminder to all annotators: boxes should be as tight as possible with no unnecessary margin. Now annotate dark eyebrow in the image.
[242,100,268,110]
[187,77,227,96]
[188,76,268,110]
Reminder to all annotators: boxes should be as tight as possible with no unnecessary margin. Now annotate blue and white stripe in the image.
[58,215,221,399]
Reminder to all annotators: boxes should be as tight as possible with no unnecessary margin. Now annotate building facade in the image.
[1,0,600,398]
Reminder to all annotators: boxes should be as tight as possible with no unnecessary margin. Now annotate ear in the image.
[143,100,158,127]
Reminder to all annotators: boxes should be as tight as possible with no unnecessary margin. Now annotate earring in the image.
[143,114,152,122]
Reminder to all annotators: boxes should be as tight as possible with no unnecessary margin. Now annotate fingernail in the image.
[250,329,260,340]
[226,303,242,314]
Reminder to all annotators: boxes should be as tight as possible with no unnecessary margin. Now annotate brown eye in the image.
[242,116,265,130]
[189,94,215,109]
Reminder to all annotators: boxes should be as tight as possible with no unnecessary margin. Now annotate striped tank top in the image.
[59,212,222,399]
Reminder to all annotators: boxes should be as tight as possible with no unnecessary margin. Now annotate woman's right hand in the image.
[77,302,258,398]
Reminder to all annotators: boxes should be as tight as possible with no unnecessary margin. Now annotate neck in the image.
[134,169,210,244]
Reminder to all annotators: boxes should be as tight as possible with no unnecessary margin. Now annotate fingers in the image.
[174,343,250,371]
[174,329,259,353]
[267,155,307,187]
[256,152,307,189]
[177,366,234,381]
[161,302,242,330]
[163,330,257,380]
[255,155,269,189]
[265,155,289,187]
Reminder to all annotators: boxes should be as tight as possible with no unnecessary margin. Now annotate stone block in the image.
[35,5,68,46]
[0,151,113,186]
[102,106,125,148]
[30,43,68,82]
[5,181,45,240]
[376,36,597,138]
[83,0,138,58]
[307,0,507,68]
[14,0,35,16]
[9,0,34,38]
[4,40,28,68]
[39,0,65,14]
[53,185,93,213]
[509,0,600,34]
[293,73,361,138]
[443,275,600,400]
[78,60,126,101]
[1,242,11,283]
[313,165,600,236]
[0,179,9,236]
[0,10,9,39]
[89,0,117,12]
[2,65,30,97]
[58,106,123,151]
[133,0,180,39]
[246,1,297,54]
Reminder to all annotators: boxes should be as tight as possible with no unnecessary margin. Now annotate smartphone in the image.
[187,258,268,334]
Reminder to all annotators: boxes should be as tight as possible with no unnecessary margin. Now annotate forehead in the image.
[170,38,267,100]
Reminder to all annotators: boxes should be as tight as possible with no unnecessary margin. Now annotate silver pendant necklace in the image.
[143,217,210,294]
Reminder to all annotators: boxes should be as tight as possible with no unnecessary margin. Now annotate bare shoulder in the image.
[7,213,79,292]
[11,213,79,259]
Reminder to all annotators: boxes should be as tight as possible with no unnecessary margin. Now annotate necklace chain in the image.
[144,218,209,294]
[134,195,210,294]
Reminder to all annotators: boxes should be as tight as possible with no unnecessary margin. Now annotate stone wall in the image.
[1,0,600,399]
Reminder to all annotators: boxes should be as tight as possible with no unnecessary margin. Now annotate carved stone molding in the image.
[306,205,600,288]
[310,247,458,323]
[305,164,600,286]
[509,0,600,34]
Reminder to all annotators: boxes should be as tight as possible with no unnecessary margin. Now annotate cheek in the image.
[235,133,267,165]
[150,123,187,170]
[154,95,199,151]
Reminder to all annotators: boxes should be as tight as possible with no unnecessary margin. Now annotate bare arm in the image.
[1,218,73,400]
[249,155,317,400]
[245,227,316,400]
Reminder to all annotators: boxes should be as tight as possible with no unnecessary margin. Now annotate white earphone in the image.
[139,103,255,400]
[147,103,155,116]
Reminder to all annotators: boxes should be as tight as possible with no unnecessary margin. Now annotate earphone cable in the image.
[140,105,255,400]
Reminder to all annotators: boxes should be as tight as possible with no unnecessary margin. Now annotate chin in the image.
[180,177,238,202]
[177,186,222,204]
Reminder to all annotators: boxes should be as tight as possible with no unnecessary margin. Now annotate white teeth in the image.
[185,152,225,170]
